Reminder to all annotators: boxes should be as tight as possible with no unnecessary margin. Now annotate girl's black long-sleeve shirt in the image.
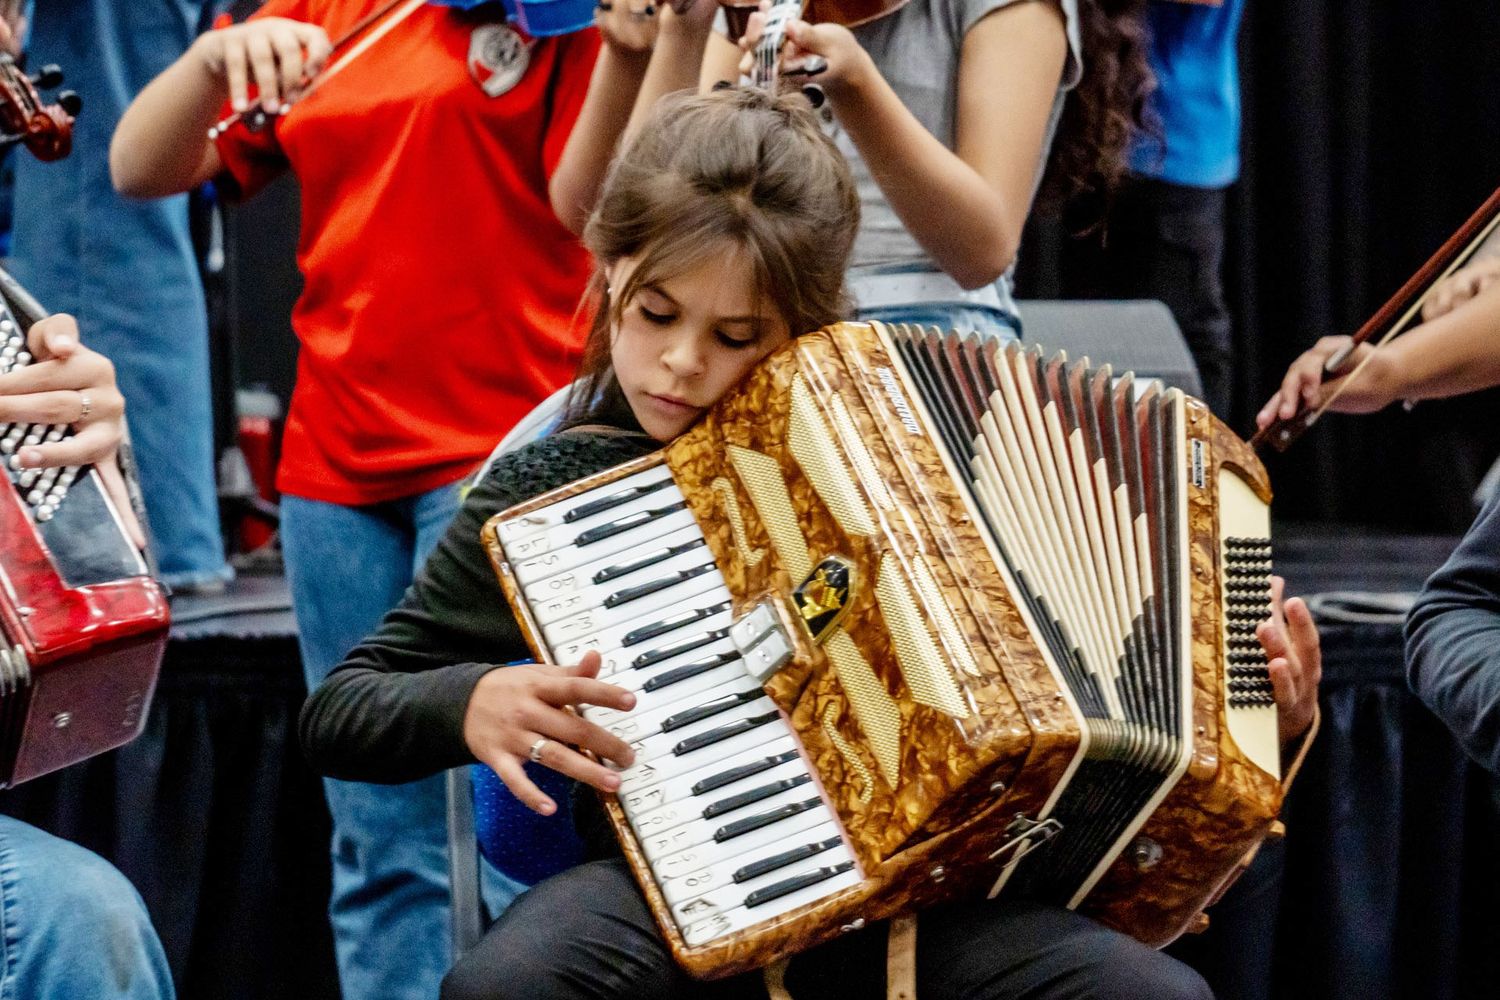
[298,429,658,784]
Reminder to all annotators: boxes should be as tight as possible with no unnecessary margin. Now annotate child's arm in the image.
[1257,280,1500,430]
[549,9,659,234]
[550,4,720,234]
[110,17,331,199]
[754,1,1068,289]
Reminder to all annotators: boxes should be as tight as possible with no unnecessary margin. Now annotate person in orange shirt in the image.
[110,5,600,999]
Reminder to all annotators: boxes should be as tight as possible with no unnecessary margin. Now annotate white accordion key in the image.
[498,466,678,546]
[586,674,763,743]
[518,525,706,603]
[568,607,736,676]
[666,831,855,929]
[643,792,830,872]
[658,818,844,908]
[592,644,743,700]
[541,577,730,649]
[511,507,700,587]
[679,864,862,946]
[621,693,779,770]
[627,758,814,843]
[617,736,799,812]
[617,717,790,795]
[529,542,714,626]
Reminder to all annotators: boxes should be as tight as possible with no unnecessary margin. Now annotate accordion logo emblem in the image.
[794,556,855,643]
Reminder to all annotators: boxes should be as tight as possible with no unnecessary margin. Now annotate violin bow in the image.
[208,0,425,139]
[1252,184,1500,452]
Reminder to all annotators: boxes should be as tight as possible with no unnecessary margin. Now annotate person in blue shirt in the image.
[1062,0,1244,417]
[7,0,233,593]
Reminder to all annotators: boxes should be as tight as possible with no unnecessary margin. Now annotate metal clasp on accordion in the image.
[729,600,795,684]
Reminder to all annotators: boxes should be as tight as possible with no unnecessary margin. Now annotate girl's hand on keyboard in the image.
[463,650,639,815]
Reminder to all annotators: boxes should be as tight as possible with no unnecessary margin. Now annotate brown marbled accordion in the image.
[484,321,1284,979]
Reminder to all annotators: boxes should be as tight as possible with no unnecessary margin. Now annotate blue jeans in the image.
[282,482,522,1000]
[0,815,173,1000]
[10,0,230,590]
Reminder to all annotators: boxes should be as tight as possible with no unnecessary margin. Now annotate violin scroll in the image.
[0,53,78,162]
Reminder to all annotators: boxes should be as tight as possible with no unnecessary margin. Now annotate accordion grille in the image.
[874,555,969,719]
[726,444,812,581]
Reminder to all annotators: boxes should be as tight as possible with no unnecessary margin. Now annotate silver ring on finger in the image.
[76,392,92,422]
[528,737,550,764]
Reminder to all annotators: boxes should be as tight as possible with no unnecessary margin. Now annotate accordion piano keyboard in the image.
[497,464,861,947]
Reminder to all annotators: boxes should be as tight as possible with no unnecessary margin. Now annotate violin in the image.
[719,0,910,43]
[0,53,79,162]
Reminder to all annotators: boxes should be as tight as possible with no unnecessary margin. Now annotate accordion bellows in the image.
[486,321,1283,979]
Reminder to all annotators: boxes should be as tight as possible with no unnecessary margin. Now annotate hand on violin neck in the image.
[737,8,874,96]
[194,17,332,115]
[595,0,661,58]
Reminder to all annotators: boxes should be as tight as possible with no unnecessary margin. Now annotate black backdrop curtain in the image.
[1022,1,1500,534]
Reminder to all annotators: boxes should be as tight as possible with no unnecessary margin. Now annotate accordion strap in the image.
[887,916,918,1000]
[755,917,919,999]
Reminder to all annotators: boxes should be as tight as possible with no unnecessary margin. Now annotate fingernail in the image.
[17,447,40,468]
[538,800,555,815]
[232,98,247,112]
[278,103,291,115]
[603,774,621,790]
[621,693,636,710]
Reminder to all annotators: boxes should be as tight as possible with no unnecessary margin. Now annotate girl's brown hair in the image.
[1039,0,1154,209]
[562,86,860,426]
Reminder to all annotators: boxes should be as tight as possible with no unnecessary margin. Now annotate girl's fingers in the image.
[96,457,146,550]
[26,315,80,361]
[1283,596,1322,682]
[1268,575,1287,624]
[540,674,635,713]
[244,31,280,111]
[522,700,635,767]
[296,23,333,76]
[270,26,306,106]
[1266,656,1298,718]
[18,420,124,470]
[223,38,251,111]
[0,355,103,395]
[739,10,766,48]
[0,388,90,427]
[521,728,624,793]
[491,754,557,815]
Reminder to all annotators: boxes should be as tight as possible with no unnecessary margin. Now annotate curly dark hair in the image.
[1037,0,1155,210]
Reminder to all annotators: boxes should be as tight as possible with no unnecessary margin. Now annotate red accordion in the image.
[0,269,168,787]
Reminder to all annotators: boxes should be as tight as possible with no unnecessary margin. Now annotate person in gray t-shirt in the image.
[551,0,1152,337]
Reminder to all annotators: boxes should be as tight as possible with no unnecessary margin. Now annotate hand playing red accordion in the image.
[0,314,141,548]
